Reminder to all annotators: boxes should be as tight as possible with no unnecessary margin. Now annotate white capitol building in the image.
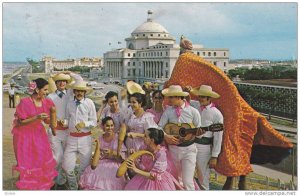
[104,10,230,85]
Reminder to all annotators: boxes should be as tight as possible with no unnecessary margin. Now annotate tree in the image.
[228,67,248,79]
[233,65,297,81]
[281,69,297,79]
[272,66,286,79]
[67,66,90,73]
[26,58,41,73]
[243,68,273,80]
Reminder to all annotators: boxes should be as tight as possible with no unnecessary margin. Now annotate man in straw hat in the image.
[47,71,83,189]
[189,85,224,190]
[158,85,201,190]
[62,80,97,190]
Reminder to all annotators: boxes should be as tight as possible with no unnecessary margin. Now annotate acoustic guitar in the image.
[164,123,224,145]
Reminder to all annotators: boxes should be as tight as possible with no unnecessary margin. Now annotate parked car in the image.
[17,74,22,80]
[87,81,97,86]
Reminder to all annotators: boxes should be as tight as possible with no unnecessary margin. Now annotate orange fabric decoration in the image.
[164,52,293,177]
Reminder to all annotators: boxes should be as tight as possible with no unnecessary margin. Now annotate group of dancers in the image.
[11,71,224,190]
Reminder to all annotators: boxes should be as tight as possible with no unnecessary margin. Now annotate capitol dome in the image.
[125,10,175,50]
[132,20,169,34]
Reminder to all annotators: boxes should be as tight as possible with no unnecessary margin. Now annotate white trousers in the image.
[195,143,212,190]
[168,144,197,190]
[48,129,68,185]
[62,135,92,190]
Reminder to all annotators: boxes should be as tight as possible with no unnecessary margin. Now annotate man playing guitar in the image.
[158,85,201,190]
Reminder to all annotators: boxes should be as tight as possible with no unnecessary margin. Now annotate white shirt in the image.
[65,98,97,133]
[158,101,201,130]
[47,73,83,122]
[190,100,224,157]
[47,89,70,122]
[9,88,15,96]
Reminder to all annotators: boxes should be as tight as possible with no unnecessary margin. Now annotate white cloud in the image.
[3,2,297,61]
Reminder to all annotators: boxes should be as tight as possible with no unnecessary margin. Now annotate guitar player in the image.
[158,85,201,190]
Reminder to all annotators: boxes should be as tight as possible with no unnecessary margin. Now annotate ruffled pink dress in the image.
[146,108,163,124]
[12,97,58,190]
[126,112,157,151]
[125,146,183,190]
[79,135,127,190]
[146,108,179,181]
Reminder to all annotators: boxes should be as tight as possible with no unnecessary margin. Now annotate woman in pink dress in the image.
[79,116,127,190]
[146,90,164,124]
[99,91,126,135]
[145,90,179,180]
[125,93,157,152]
[124,128,183,190]
[12,78,58,190]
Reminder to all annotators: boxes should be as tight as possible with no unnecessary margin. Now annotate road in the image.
[10,66,31,87]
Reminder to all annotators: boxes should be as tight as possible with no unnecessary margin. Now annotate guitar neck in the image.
[179,128,201,137]
[200,126,210,132]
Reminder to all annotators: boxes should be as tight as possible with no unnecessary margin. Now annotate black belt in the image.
[177,139,195,147]
[194,137,213,145]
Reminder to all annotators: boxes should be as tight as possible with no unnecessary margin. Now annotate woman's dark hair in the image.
[101,116,114,126]
[105,91,118,102]
[129,93,146,107]
[33,78,49,94]
[147,128,164,145]
[152,90,164,98]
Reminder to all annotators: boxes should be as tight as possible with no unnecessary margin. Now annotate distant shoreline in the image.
[3,61,27,64]
[3,62,28,75]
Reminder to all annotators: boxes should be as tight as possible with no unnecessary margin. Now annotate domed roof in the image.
[132,20,169,34]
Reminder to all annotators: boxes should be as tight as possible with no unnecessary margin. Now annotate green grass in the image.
[209,172,288,190]
[269,118,297,128]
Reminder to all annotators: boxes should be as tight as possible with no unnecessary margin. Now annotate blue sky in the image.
[3,2,297,62]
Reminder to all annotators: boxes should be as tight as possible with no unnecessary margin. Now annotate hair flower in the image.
[27,81,37,94]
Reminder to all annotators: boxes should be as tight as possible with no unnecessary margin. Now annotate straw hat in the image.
[70,80,93,95]
[162,85,189,97]
[52,73,71,83]
[143,81,159,90]
[126,81,145,95]
[190,85,220,98]
[144,81,152,87]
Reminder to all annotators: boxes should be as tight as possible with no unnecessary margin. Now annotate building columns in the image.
[147,62,149,78]
[143,61,146,77]
[151,62,153,78]
[161,62,164,78]
[154,62,157,78]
